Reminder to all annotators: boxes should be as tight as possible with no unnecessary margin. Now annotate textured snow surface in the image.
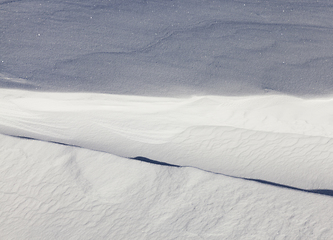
[2,0,333,238]
[1,133,333,240]
[1,89,333,190]
[1,89,333,239]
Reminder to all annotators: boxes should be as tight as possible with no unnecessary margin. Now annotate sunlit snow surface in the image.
[1,0,333,239]
[1,89,333,239]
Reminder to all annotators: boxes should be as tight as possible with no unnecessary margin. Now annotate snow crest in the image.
[1,133,333,239]
[1,89,333,190]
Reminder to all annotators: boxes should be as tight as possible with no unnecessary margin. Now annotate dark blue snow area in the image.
[1,0,333,97]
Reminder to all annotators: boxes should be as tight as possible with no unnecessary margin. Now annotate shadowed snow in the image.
[1,0,333,96]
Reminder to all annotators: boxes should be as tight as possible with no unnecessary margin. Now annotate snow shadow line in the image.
[131,156,180,167]
[9,135,83,148]
[131,156,333,197]
[5,134,332,198]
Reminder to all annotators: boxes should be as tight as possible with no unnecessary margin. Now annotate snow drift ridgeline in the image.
[1,89,333,190]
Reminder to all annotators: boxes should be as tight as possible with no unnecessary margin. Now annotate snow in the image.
[2,0,333,96]
[1,0,333,239]
[1,89,333,239]
[1,133,333,239]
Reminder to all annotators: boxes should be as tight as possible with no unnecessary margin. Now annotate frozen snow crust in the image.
[1,89,333,239]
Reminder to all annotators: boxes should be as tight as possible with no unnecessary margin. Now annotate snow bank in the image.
[1,133,333,239]
[1,89,333,190]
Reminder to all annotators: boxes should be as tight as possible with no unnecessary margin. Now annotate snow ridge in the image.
[1,90,333,190]
[5,132,333,197]
[1,133,333,239]
[131,156,333,197]
[1,90,333,239]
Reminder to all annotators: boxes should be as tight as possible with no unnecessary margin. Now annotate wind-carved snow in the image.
[1,89,333,192]
[2,0,333,238]
[1,133,333,239]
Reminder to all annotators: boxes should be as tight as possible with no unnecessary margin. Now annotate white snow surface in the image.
[1,133,333,240]
[2,0,333,239]
[1,89,333,239]
[2,89,333,190]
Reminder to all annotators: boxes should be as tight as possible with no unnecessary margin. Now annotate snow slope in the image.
[1,89,333,191]
[2,0,333,239]
[1,89,333,238]
[1,133,333,239]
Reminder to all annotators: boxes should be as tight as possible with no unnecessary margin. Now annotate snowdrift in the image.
[1,89,333,190]
[1,133,333,239]
[2,0,333,238]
